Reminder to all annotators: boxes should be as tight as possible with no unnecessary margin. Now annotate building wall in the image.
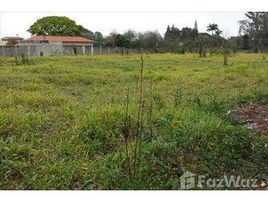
[0,44,144,57]
[0,43,93,57]
[18,43,64,56]
[0,41,8,46]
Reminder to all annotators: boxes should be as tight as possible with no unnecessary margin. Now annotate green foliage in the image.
[13,55,35,65]
[164,25,199,52]
[207,23,220,36]
[27,16,83,36]
[174,88,182,107]
[153,93,166,110]
[93,31,104,45]
[239,12,268,52]
[114,34,131,48]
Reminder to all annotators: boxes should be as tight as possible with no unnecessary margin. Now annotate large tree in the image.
[164,25,181,51]
[28,16,83,36]
[239,12,268,52]
[80,26,95,39]
[163,24,198,52]
[94,31,104,45]
[207,23,219,36]
[123,29,137,42]
[143,31,163,50]
[114,34,131,48]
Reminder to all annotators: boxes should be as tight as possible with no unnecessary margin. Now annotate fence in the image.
[0,44,143,57]
[0,43,93,57]
[93,46,143,55]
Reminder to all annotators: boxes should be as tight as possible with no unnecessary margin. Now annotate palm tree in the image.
[215,29,222,36]
[207,23,219,36]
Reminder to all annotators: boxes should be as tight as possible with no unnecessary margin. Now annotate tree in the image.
[194,20,198,32]
[143,31,163,50]
[164,25,181,51]
[207,23,219,36]
[228,36,243,53]
[181,27,198,39]
[94,31,104,45]
[28,16,83,36]
[114,34,131,48]
[80,26,95,39]
[124,30,137,43]
[163,24,199,52]
[242,34,250,50]
[215,29,222,36]
[104,31,118,47]
[131,32,146,49]
[239,12,268,52]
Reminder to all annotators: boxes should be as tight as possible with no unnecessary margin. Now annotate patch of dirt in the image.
[230,103,268,135]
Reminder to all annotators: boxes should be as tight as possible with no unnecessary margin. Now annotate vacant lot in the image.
[0,53,267,189]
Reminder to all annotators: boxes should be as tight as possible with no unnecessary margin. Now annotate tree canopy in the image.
[28,16,83,36]
[239,12,268,52]
[207,23,219,35]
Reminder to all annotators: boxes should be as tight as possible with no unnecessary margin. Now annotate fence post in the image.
[108,46,110,54]
[99,45,102,54]
[82,45,85,55]
[2,46,5,57]
[91,44,94,55]
[27,45,30,57]
[15,45,18,56]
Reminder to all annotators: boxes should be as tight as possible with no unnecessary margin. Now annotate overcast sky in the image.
[0,12,246,38]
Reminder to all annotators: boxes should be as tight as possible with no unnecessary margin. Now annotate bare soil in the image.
[231,103,268,135]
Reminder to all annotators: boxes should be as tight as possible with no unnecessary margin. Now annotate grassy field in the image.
[0,53,267,189]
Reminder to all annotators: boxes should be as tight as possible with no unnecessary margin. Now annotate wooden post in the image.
[99,45,102,54]
[108,46,110,54]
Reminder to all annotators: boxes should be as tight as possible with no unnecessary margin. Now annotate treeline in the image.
[237,12,268,52]
[93,24,226,55]
[91,12,268,53]
[28,12,268,53]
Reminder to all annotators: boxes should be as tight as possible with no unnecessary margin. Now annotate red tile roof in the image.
[2,36,24,41]
[25,36,94,43]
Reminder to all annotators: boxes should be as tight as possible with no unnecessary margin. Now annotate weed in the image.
[13,55,35,65]
[174,88,182,107]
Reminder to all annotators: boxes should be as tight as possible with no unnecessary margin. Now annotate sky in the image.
[0,12,246,39]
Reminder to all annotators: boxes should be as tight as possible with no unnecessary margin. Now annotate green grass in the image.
[0,53,267,189]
